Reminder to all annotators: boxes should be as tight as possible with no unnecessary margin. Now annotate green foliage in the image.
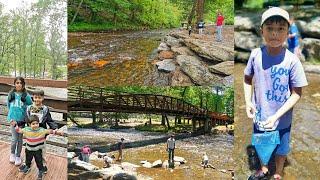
[0,0,67,79]
[243,0,264,9]
[68,0,234,31]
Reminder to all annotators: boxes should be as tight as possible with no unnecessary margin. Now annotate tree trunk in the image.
[161,114,166,126]
[165,114,170,129]
[196,0,205,24]
[70,0,84,25]
[187,0,197,27]
[92,111,96,124]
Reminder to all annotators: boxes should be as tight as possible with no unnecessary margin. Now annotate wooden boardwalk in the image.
[0,141,67,180]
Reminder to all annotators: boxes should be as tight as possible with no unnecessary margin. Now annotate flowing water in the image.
[68,30,171,86]
[234,63,320,179]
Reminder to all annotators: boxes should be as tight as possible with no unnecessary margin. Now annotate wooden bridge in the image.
[68,86,232,132]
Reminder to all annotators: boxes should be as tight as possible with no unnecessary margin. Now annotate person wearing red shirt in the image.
[216,11,224,42]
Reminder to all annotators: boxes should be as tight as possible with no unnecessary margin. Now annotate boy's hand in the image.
[263,115,278,130]
[245,102,256,118]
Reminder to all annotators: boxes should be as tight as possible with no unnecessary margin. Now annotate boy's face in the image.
[15,80,23,91]
[261,20,288,48]
[30,121,39,130]
[33,95,44,106]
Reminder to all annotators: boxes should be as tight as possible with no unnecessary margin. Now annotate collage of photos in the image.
[0,0,319,180]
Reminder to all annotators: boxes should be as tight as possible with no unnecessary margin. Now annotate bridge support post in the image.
[204,118,209,134]
[192,118,196,132]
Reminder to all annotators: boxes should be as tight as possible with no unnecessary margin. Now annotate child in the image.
[215,11,224,42]
[16,115,63,180]
[288,16,301,57]
[20,89,59,173]
[103,154,115,168]
[197,20,205,35]
[202,152,209,168]
[81,145,91,163]
[7,77,33,165]
[244,7,308,180]
[188,25,192,36]
[117,138,124,161]
[166,135,175,164]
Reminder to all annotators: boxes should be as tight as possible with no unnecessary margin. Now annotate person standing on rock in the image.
[244,7,308,180]
[117,138,124,161]
[81,145,91,163]
[202,152,209,168]
[166,135,175,165]
[215,11,224,42]
[288,16,302,58]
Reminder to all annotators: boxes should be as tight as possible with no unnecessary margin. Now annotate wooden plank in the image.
[0,141,67,180]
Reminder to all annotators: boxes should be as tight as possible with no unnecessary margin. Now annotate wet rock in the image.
[152,160,162,168]
[303,65,320,74]
[171,46,195,56]
[170,69,194,86]
[142,162,152,168]
[108,173,137,180]
[70,159,99,171]
[174,156,187,164]
[140,160,148,164]
[99,164,136,180]
[156,59,176,72]
[234,32,262,51]
[165,35,182,47]
[297,18,320,38]
[158,51,175,60]
[208,61,234,76]
[176,55,222,85]
[157,42,170,52]
[184,39,234,62]
[301,38,320,60]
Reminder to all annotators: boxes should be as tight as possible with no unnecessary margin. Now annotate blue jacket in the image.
[7,92,32,124]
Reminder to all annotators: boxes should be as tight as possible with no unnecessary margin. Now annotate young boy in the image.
[16,115,63,180]
[202,152,209,168]
[244,7,308,180]
[19,89,58,173]
[117,138,124,161]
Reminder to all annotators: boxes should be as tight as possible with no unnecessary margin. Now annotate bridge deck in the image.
[0,141,67,180]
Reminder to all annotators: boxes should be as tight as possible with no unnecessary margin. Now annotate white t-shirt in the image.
[167,138,175,149]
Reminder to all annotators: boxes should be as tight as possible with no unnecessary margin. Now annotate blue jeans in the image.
[216,26,223,41]
[82,153,90,163]
[11,125,23,157]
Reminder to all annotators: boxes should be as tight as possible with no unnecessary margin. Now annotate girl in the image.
[7,77,32,165]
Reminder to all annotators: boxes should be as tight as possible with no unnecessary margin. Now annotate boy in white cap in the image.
[244,7,308,180]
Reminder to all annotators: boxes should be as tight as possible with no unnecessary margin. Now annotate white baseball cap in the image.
[261,7,290,26]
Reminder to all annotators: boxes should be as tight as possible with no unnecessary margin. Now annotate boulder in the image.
[107,173,137,180]
[234,15,260,32]
[165,35,182,47]
[142,162,152,168]
[297,18,320,38]
[67,152,76,159]
[208,61,234,76]
[121,162,140,170]
[99,164,137,180]
[176,55,222,85]
[301,38,320,61]
[162,160,169,168]
[70,159,99,171]
[184,39,234,62]
[156,59,176,72]
[303,65,320,74]
[158,50,175,60]
[140,160,148,164]
[171,46,196,56]
[170,69,194,86]
[174,156,187,164]
[157,42,170,52]
[89,152,100,161]
[152,160,162,168]
[234,31,262,51]
[235,51,250,62]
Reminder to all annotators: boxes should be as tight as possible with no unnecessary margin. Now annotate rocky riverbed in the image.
[68,134,234,180]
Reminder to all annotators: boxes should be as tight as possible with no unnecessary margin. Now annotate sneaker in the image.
[37,171,44,180]
[43,166,48,174]
[19,164,26,172]
[15,157,22,166]
[9,154,15,163]
[21,166,31,174]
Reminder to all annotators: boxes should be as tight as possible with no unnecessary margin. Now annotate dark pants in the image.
[168,148,174,163]
[25,149,44,171]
